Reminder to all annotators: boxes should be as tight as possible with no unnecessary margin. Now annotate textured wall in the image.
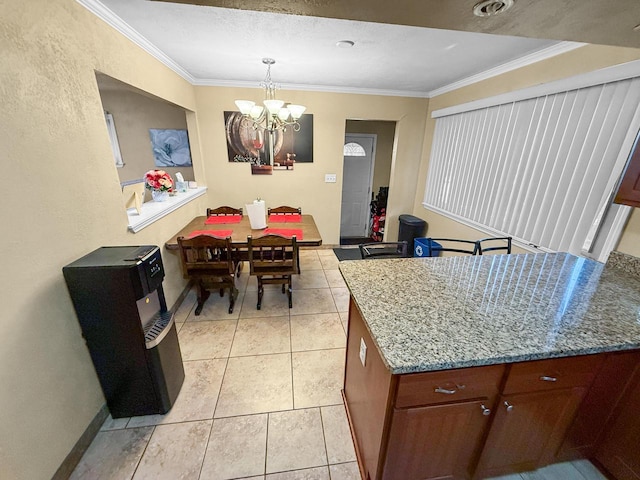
[0,2,201,478]
[99,87,195,184]
[194,87,428,243]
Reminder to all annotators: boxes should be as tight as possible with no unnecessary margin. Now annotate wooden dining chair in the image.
[267,206,302,215]
[206,206,243,217]
[477,237,512,255]
[177,235,238,315]
[359,241,408,259]
[425,238,480,256]
[205,205,245,275]
[247,234,299,310]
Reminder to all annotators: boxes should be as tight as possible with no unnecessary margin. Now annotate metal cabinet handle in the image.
[434,387,457,395]
[480,404,491,416]
[539,375,557,382]
[434,383,466,395]
[504,401,514,412]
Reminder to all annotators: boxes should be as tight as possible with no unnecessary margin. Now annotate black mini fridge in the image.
[63,245,185,418]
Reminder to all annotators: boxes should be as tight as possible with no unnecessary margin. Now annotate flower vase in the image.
[152,190,169,202]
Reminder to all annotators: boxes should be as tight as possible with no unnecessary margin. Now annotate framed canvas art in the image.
[149,129,192,167]
[224,111,313,174]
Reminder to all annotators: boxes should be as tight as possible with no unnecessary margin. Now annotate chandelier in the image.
[234,58,306,133]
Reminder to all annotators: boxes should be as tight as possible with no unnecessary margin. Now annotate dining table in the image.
[164,214,323,251]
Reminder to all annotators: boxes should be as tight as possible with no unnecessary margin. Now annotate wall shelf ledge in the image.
[127,187,206,233]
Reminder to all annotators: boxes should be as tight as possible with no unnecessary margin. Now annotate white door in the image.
[340,134,376,238]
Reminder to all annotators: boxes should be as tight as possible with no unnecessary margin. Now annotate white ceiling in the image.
[88,0,571,97]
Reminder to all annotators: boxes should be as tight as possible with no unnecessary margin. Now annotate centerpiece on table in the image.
[144,169,174,202]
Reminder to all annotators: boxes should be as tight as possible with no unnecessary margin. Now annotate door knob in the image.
[480,404,491,416]
[504,401,514,412]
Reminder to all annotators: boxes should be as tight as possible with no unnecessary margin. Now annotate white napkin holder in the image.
[246,199,267,229]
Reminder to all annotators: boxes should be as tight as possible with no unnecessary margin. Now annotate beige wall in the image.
[1,3,428,478]
[346,120,396,198]
[0,2,205,479]
[411,44,640,257]
[99,87,195,184]
[194,87,428,244]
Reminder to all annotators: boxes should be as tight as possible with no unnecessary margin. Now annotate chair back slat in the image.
[267,206,302,215]
[177,235,235,278]
[425,238,480,256]
[207,206,243,217]
[248,234,299,274]
[477,237,512,255]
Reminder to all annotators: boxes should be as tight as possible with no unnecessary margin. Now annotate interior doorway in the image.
[340,134,376,241]
[340,121,396,245]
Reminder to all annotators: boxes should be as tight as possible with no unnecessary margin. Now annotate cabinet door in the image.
[594,371,640,480]
[614,128,640,207]
[475,388,585,478]
[382,400,492,480]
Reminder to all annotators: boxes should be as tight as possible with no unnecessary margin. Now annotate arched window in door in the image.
[343,142,366,156]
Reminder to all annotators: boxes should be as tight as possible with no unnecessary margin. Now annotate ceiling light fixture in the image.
[473,0,515,17]
[234,58,306,133]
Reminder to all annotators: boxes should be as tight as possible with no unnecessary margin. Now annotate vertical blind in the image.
[423,76,640,255]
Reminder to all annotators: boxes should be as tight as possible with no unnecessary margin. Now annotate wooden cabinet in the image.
[475,355,601,478]
[475,388,586,478]
[614,128,640,208]
[594,362,640,480]
[343,298,640,480]
[383,365,503,480]
[383,400,492,480]
[558,351,640,461]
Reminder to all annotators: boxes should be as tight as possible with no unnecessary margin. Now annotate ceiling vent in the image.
[473,0,514,17]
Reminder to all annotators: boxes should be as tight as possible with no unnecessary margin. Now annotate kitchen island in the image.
[339,252,640,480]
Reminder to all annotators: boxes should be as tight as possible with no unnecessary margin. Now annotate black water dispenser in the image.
[63,246,185,418]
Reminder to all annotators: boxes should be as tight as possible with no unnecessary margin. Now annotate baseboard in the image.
[171,279,194,312]
[52,403,109,480]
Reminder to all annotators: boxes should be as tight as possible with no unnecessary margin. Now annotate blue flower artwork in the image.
[149,129,192,167]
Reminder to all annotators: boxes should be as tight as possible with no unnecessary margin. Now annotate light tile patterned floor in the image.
[71,248,357,480]
[71,248,608,480]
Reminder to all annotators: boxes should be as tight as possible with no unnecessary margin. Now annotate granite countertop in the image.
[338,252,640,374]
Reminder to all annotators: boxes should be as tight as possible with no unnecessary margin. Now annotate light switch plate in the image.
[325,173,337,183]
[359,337,367,367]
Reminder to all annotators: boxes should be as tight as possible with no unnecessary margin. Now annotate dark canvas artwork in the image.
[224,111,313,174]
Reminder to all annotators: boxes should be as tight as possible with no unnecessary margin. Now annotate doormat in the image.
[333,248,363,261]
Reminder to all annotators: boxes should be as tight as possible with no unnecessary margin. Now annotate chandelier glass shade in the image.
[235,58,306,132]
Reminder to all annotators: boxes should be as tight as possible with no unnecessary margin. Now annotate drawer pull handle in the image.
[434,387,457,395]
[539,375,558,382]
[504,401,514,412]
[480,404,491,416]
[434,382,466,395]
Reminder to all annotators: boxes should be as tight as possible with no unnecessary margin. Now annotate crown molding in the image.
[76,0,195,83]
[427,41,586,98]
[191,78,431,98]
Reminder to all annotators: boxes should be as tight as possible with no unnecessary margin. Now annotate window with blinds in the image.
[423,75,640,257]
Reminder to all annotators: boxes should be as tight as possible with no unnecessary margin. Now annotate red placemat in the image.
[187,230,233,239]
[268,214,302,223]
[263,228,303,240]
[205,215,242,224]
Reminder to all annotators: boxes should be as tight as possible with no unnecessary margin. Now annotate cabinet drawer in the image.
[503,355,603,395]
[395,364,505,408]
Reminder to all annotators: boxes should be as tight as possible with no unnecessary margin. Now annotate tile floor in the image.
[70,248,608,480]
